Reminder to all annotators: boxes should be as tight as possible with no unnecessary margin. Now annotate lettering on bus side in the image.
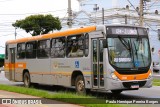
[53,61,71,69]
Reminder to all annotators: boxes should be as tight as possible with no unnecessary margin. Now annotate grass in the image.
[152,78,160,86]
[0,84,126,107]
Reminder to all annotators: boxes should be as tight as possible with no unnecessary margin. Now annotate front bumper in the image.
[105,77,152,91]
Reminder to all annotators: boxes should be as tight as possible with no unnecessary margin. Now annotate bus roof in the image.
[6,26,96,44]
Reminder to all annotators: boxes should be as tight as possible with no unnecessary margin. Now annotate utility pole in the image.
[139,0,144,26]
[102,8,104,25]
[125,15,127,24]
[68,0,72,28]
[15,27,17,39]
[93,4,99,24]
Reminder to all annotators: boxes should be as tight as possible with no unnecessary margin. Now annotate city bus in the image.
[4,25,152,94]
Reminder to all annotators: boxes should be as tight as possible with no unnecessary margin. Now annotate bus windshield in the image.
[107,37,151,68]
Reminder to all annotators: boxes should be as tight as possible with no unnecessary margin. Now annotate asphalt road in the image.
[0,71,160,107]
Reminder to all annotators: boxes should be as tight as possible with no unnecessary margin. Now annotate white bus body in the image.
[5,25,152,94]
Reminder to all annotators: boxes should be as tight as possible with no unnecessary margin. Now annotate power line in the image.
[145,22,158,33]
[0,33,15,37]
[149,0,160,8]
[0,9,67,16]
[16,33,26,38]
[0,0,14,2]
[127,0,139,15]
[60,12,68,23]
[0,46,5,48]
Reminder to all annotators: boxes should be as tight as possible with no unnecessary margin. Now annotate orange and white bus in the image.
[5,25,152,94]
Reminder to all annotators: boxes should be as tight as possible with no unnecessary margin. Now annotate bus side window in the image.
[77,34,84,57]
[37,39,50,58]
[67,36,77,57]
[5,45,8,59]
[17,43,26,59]
[67,34,84,57]
[26,41,37,59]
[51,37,65,58]
[84,33,89,57]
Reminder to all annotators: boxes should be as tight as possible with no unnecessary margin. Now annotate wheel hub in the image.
[77,80,84,91]
[25,76,29,85]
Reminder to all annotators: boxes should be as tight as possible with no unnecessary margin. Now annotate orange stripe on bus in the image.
[6,26,96,44]
[4,62,26,69]
[114,70,151,81]
[30,71,90,76]
[15,63,26,69]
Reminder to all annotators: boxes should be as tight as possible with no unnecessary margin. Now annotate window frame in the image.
[84,33,89,57]
[17,43,26,59]
[66,34,84,58]
[37,39,50,58]
[51,37,66,58]
[26,41,37,59]
[5,45,8,59]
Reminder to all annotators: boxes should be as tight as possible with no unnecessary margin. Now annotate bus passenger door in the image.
[92,39,104,89]
[9,48,16,81]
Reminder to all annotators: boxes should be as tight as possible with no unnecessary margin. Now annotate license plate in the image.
[131,85,139,88]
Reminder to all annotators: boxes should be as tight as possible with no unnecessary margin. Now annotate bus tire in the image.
[23,72,31,88]
[75,75,86,94]
[111,90,123,94]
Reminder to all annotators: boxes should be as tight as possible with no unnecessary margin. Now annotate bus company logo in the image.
[53,61,58,69]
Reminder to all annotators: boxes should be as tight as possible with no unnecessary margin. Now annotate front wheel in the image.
[23,72,31,88]
[75,75,86,94]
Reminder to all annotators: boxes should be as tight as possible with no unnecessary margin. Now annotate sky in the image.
[0,0,79,54]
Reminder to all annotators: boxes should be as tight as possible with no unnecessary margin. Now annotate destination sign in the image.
[111,27,137,35]
[106,26,148,36]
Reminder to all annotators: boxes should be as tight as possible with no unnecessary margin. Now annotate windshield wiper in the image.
[118,36,143,68]
[118,36,133,58]
[128,39,136,68]
[118,36,131,51]
[135,38,145,67]
[139,40,145,67]
[133,42,138,60]
[118,36,135,66]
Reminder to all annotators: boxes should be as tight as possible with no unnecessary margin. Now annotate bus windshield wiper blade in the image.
[118,36,132,57]
[133,42,138,60]
[118,36,131,51]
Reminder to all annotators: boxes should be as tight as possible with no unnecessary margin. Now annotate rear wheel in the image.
[111,90,123,94]
[75,75,86,94]
[23,72,31,88]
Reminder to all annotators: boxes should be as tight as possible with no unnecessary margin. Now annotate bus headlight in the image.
[111,73,118,80]
[148,72,152,79]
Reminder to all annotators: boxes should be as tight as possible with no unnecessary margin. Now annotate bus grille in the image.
[122,81,146,88]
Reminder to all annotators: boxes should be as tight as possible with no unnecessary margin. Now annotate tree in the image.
[12,14,62,36]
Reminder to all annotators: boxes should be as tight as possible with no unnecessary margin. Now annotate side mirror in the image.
[103,40,108,48]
